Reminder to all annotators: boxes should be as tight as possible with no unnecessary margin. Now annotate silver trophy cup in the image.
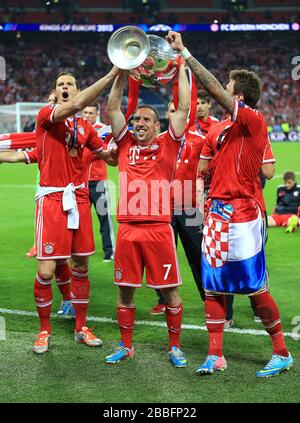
[107,26,180,88]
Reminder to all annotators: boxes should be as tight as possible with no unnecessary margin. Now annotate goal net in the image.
[0,102,45,133]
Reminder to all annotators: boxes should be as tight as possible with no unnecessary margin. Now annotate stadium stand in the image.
[0,31,299,131]
[1,0,299,24]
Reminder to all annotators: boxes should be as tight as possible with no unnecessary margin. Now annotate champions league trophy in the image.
[107,26,181,88]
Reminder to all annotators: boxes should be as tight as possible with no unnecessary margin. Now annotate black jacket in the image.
[275,183,300,215]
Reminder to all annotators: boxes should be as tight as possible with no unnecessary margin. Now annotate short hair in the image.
[53,72,80,90]
[135,105,160,122]
[86,102,99,112]
[197,90,211,103]
[283,171,296,181]
[229,69,262,108]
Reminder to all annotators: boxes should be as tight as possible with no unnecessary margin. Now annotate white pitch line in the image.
[0,184,35,188]
[273,171,300,180]
[0,307,297,339]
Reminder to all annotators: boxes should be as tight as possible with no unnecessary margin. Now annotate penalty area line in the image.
[0,307,296,338]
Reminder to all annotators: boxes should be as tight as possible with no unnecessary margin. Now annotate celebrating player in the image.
[166,31,293,377]
[4,68,120,353]
[104,64,190,367]
[202,117,276,328]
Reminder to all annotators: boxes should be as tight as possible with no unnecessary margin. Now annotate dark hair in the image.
[53,72,80,90]
[86,102,99,112]
[284,171,296,181]
[197,90,211,103]
[229,69,262,108]
[135,105,160,122]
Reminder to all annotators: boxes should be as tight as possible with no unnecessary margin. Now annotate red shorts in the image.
[35,196,95,260]
[270,213,299,227]
[114,223,182,289]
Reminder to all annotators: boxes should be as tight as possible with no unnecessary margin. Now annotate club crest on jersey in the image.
[115,268,123,281]
[150,144,159,151]
[44,242,54,255]
[78,127,85,136]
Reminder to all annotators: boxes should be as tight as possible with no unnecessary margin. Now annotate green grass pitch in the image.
[0,142,299,403]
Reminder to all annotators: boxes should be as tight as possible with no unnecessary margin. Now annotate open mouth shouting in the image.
[62,91,69,101]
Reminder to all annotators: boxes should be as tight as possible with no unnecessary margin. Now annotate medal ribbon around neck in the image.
[68,115,78,157]
[72,114,78,150]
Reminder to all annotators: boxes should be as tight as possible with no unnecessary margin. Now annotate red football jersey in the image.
[173,130,205,211]
[115,124,183,223]
[189,115,219,136]
[35,104,103,202]
[84,122,108,182]
[200,101,269,201]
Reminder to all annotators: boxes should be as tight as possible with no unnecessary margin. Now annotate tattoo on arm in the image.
[186,56,234,115]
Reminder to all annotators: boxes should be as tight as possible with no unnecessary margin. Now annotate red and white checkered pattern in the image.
[203,215,229,268]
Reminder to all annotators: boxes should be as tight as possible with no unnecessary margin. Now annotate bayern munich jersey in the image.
[35,104,103,202]
[201,114,275,213]
[114,123,184,223]
[200,101,270,202]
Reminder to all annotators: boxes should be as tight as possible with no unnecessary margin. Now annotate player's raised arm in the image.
[0,151,27,163]
[53,67,121,123]
[107,71,128,139]
[166,31,234,116]
[169,63,190,137]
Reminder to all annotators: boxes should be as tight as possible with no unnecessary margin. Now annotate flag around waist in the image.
[202,199,267,295]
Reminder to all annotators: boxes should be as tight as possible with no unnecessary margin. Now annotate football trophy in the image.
[107,26,181,88]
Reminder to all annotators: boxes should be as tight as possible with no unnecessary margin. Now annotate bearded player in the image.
[166,31,293,377]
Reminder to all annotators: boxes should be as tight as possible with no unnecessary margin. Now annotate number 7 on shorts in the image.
[163,264,172,280]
